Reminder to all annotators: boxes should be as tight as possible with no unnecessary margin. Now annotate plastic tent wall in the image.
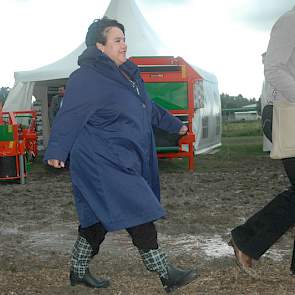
[4,0,221,154]
[193,67,221,154]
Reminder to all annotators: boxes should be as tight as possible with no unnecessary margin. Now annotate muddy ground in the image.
[1,136,295,295]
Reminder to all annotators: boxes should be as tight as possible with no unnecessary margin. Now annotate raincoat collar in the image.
[78,46,139,80]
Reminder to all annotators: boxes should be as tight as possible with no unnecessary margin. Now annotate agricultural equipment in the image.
[131,56,201,171]
[0,103,37,183]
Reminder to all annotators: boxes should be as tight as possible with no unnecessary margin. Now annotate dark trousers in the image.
[79,222,158,256]
[282,157,295,188]
[231,157,295,261]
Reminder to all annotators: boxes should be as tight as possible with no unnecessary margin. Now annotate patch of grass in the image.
[218,136,264,158]
[222,120,263,137]
[158,136,266,173]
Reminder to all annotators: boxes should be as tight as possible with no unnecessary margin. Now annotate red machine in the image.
[131,56,200,171]
[0,103,37,183]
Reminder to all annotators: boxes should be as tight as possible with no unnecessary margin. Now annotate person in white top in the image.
[229,6,295,276]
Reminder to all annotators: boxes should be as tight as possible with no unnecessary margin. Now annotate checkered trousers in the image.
[70,236,93,278]
[139,249,168,279]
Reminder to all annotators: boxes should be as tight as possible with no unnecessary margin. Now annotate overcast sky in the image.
[0,0,294,99]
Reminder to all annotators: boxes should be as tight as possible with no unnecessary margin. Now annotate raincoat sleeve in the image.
[44,69,102,162]
[264,11,295,102]
[151,101,183,134]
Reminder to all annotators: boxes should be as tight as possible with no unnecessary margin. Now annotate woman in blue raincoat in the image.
[45,17,198,293]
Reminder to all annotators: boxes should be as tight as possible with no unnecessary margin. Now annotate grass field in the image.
[214,119,264,158]
[158,120,265,172]
[222,119,263,137]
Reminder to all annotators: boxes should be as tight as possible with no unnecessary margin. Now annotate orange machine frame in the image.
[0,104,37,182]
[130,56,201,171]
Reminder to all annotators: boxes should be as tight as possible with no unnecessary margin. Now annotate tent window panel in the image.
[202,116,209,139]
[145,82,188,110]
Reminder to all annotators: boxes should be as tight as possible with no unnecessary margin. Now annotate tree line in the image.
[220,93,258,109]
[220,93,261,114]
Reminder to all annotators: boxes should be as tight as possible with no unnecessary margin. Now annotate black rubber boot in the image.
[139,248,198,293]
[70,269,110,288]
[160,264,198,293]
[70,236,110,289]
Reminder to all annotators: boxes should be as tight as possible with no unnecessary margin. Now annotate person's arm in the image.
[264,11,295,102]
[44,69,102,164]
[151,101,186,135]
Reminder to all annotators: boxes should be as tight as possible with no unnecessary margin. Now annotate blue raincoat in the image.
[44,46,183,231]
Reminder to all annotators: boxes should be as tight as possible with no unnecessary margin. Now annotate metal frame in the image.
[130,56,201,171]
[0,104,37,182]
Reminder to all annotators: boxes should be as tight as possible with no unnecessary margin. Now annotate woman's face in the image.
[96,26,127,66]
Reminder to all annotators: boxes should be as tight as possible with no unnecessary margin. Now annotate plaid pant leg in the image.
[139,249,168,279]
[70,236,93,278]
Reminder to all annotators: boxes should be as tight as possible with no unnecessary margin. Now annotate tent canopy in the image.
[13,0,167,85]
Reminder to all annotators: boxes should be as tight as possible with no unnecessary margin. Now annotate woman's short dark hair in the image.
[85,17,125,47]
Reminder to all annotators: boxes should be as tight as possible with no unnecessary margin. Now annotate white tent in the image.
[192,67,221,154]
[4,0,221,154]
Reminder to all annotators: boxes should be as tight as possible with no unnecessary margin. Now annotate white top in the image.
[264,7,295,103]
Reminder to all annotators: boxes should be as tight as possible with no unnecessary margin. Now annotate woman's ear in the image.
[96,42,104,52]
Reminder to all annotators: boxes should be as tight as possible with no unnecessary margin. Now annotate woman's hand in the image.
[47,159,65,168]
[179,125,188,135]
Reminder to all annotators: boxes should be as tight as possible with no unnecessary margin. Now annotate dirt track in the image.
[1,139,295,295]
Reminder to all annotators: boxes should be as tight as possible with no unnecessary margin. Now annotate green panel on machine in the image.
[0,125,14,141]
[156,146,180,153]
[145,82,188,110]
